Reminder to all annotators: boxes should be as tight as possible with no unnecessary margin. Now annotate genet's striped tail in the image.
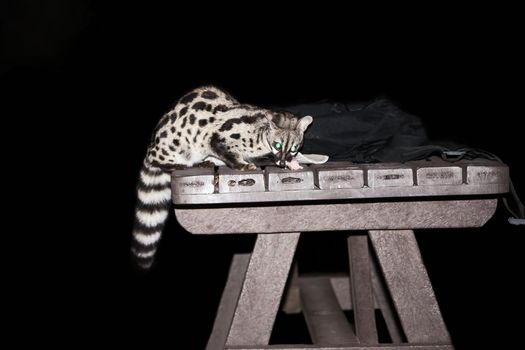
[131,160,172,269]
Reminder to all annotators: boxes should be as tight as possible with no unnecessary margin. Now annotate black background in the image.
[2,1,523,348]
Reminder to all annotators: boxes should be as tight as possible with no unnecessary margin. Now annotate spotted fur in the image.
[132,86,312,269]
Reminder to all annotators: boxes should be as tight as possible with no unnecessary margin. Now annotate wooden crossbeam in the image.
[300,276,357,345]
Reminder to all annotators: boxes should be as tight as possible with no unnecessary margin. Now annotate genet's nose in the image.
[278,160,286,167]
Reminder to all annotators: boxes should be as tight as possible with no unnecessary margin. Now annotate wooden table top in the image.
[171,157,509,205]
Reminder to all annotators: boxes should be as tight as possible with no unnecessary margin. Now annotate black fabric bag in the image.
[286,99,499,163]
[285,99,523,223]
[286,99,429,162]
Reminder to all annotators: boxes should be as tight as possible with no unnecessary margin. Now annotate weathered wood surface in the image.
[226,233,300,346]
[281,263,301,314]
[313,162,364,190]
[265,166,315,192]
[299,276,357,345]
[218,167,266,193]
[369,230,451,344]
[227,344,454,350]
[369,251,404,343]
[367,165,413,188]
[170,159,503,349]
[172,158,508,204]
[172,167,215,194]
[348,235,378,344]
[206,254,251,350]
[175,199,497,234]
[173,183,507,204]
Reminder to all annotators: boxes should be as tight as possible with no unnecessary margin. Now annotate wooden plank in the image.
[330,276,352,310]
[326,274,403,343]
[265,166,315,192]
[206,254,251,350]
[369,249,403,343]
[299,276,357,345]
[226,233,300,346]
[173,159,508,204]
[313,162,364,190]
[282,263,301,314]
[175,199,498,234]
[173,182,508,204]
[369,230,451,344]
[227,344,454,349]
[218,167,265,193]
[348,235,378,344]
[171,167,215,194]
[416,166,462,186]
[367,165,413,188]
[467,164,509,184]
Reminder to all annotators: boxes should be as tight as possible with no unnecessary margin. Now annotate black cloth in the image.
[286,99,496,163]
[284,99,522,221]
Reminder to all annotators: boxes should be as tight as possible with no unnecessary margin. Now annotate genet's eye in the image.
[274,142,282,150]
[291,144,297,153]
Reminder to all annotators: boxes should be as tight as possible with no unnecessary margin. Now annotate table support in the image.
[206,230,453,349]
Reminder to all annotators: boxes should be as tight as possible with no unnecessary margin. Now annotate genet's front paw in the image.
[286,159,303,170]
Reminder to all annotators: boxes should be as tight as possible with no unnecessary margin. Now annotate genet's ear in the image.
[265,112,277,129]
[297,115,313,133]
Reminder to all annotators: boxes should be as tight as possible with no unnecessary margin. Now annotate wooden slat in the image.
[176,200,498,234]
[330,276,352,310]
[467,164,509,184]
[314,163,364,189]
[324,273,403,343]
[329,275,384,311]
[173,159,508,205]
[416,166,462,186]
[171,167,215,194]
[218,167,265,193]
[348,235,378,344]
[173,183,507,204]
[227,343,454,349]
[369,230,451,344]
[265,166,315,192]
[299,276,357,345]
[369,249,404,343]
[282,263,301,314]
[367,166,413,188]
[226,233,300,346]
[206,254,251,350]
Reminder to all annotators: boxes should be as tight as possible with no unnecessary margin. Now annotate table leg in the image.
[226,233,300,346]
[348,234,378,344]
[369,249,404,343]
[369,230,451,344]
[206,253,251,350]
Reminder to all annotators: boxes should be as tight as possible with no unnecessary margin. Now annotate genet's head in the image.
[265,111,313,167]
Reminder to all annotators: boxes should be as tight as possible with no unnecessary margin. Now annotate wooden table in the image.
[172,158,508,350]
